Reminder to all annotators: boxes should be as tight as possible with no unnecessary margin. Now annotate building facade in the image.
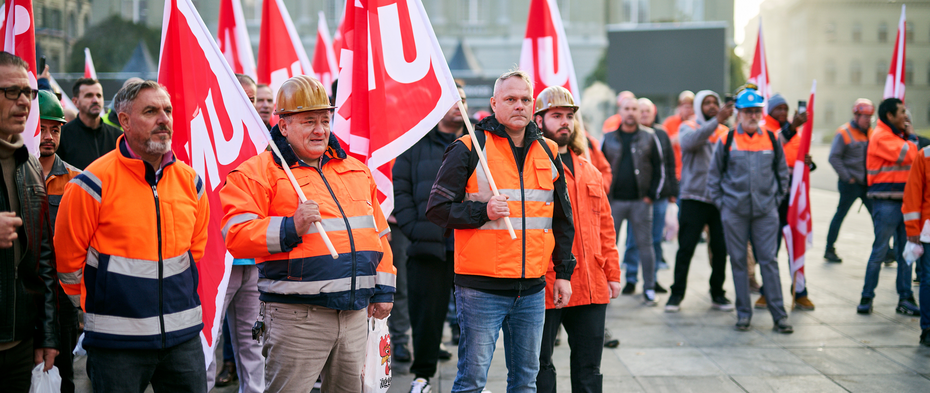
[32,0,93,72]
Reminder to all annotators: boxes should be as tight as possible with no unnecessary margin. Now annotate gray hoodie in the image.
[679,90,727,203]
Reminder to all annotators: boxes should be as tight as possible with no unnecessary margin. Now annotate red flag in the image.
[333,0,460,216]
[883,5,906,101]
[519,0,580,100]
[783,80,816,295]
[158,0,269,370]
[217,0,256,79]
[312,11,339,96]
[84,47,97,79]
[256,0,313,96]
[47,74,78,112]
[747,18,771,105]
[2,0,40,156]
[332,4,346,65]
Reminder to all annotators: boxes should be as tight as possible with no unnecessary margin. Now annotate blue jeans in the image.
[453,285,545,393]
[623,198,668,283]
[861,199,913,300]
[826,181,872,250]
[919,244,930,329]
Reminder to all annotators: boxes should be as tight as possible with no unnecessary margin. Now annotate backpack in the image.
[721,129,782,195]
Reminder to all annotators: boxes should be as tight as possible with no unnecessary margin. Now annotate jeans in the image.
[538,304,606,393]
[670,199,728,299]
[86,336,207,393]
[861,199,913,300]
[826,181,872,250]
[623,198,669,284]
[452,285,545,393]
[407,252,455,378]
[388,224,411,347]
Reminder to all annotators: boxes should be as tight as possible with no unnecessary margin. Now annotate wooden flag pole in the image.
[458,101,517,240]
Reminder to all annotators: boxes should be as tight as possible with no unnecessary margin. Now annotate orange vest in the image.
[902,146,930,237]
[663,114,684,179]
[765,114,803,168]
[866,121,917,199]
[837,122,869,144]
[455,131,559,279]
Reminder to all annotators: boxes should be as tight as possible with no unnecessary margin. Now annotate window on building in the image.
[879,22,888,42]
[463,0,485,25]
[69,12,77,37]
[877,60,888,85]
[850,60,862,85]
[906,23,914,43]
[824,102,835,124]
[825,21,836,42]
[84,14,91,33]
[852,22,862,42]
[825,60,836,85]
[624,0,649,23]
[906,60,914,84]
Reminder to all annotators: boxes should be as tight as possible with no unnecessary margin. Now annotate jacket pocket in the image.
[534,159,555,190]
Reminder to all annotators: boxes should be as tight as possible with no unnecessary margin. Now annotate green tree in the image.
[729,47,747,93]
[67,16,160,73]
[585,51,608,88]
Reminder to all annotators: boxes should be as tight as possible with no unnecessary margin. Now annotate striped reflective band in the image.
[222,213,259,238]
[924,147,930,158]
[84,306,202,336]
[305,215,377,234]
[86,248,191,280]
[59,269,83,286]
[68,294,81,308]
[195,175,205,200]
[258,275,378,295]
[867,165,911,175]
[903,212,922,221]
[267,216,284,254]
[376,271,396,287]
[478,216,553,231]
[70,171,102,203]
[466,189,554,204]
[897,143,910,165]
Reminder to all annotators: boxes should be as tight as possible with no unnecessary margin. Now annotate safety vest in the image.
[455,130,560,279]
[837,122,869,145]
[866,121,917,199]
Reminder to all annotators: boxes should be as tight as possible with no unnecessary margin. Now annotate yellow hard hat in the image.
[274,75,335,116]
[534,86,578,116]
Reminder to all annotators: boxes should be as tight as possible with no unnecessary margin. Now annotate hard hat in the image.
[852,98,874,115]
[274,75,335,116]
[735,88,765,109]
[38,90,66,124]
[534,85,578,115]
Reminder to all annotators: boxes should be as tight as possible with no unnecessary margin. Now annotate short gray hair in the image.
[493,69,533,97]
[114,80,168,114]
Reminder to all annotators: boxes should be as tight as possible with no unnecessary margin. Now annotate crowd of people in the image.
[0,47,929,393]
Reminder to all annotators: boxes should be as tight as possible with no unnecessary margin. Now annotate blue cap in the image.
[736,89,765,109]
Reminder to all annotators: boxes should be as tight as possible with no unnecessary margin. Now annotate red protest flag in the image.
[883,5,906,101]
[84,47,98,79]
[256,0,313,96]
[332,3,346,65]
[747,18,771,104]
[2,0,40,155]
[519,0,580,100]
[313,11,339,97]
[217,0,256,79]
[783,80,816,295]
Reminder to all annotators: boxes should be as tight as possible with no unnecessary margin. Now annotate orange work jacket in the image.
[902,147,930,237]
[663,114,684,179]
[867,121,917,199]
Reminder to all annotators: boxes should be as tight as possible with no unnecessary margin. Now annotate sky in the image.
[734,0,765,46]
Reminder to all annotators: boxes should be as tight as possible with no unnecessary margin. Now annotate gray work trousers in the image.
[611,199,655,292]
[721,207,788,321]
[206,265,264,393]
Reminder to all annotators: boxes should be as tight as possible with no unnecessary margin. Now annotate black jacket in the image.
[653,126,680,199]
[58,117,123,170]
[393,126,459,261]
[425,116,575,292]
[602,125,664,200]
[0,144,59,349]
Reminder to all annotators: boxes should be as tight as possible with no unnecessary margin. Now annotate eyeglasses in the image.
[0,86,39,101]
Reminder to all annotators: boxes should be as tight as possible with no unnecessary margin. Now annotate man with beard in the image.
[59,78,123,169]
[56,80,211,392]
[255,84,274,129]
[534,86,620,393]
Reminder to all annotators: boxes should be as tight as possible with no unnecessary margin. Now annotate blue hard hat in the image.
[735,88,765,109]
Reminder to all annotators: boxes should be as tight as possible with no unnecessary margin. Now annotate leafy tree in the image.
[729,47,747,93]
[67,16,160,73]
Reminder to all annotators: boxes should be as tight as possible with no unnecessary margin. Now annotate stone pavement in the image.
[73,147,930,392]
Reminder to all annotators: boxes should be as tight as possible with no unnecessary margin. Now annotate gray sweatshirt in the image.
[679,90,726,204]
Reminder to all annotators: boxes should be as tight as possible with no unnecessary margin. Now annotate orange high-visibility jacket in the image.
[545,150,620,309]
[867,121,917,199]
[902,146,930,237]
[586,135,612,194]
[663,114,684,179]
[220,132,394,310]
[44,155,81,229]
[55,136,210,350]
[765,114,803,169]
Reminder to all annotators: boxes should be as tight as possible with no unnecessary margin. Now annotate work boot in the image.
[793,296,815,311]
[749,277,762,294]
[884,250,896,266]
[216,361,238,387]
[621,282,636,295]
[735,316,751,331]
[921,329,930,347]
[857,297,873,314]
[896,297,920,316]
[824,248,842,263]
[754,295,767,309]
[604,329,620,348]
[438,346,452,361]
[773,318,794,334]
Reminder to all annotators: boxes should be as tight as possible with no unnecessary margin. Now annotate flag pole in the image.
[458,101,518,240]
[264,137,340,259]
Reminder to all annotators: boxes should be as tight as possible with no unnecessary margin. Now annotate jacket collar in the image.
[878,119,904,138]
[116,135,177,185]
[475,115,544,144]
[269,124,347,168]
[47,155,76,179]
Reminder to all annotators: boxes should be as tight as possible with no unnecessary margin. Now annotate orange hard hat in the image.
[852,98,874,115]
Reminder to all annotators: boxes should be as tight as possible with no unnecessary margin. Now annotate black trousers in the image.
[406,251,455,379]
[56,319,79,393]
[670,199,728,298]
[0,338,34,393]
[538,304,606,393]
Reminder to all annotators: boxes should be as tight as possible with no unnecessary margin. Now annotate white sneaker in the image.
[643,290,657,307]
[409,378,431,393]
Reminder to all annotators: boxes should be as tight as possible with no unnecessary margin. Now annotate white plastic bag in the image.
[664,202,679,242]
[29,364,61,393]
[362,317,391,393]
[72,332,86,356]
[904,241,923,266]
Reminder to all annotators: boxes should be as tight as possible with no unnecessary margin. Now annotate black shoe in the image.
[824,248,842,263]
[896,297,920,316]
[621,283,636,295]
[921,329,930,347]
[393,342,411,362]
[604,329,620,348]
[711,295,735,311]
[437,347,452,361]
[216,361,238,387]
[450,324,460,345]
[857,297,873,314]
[654,283,668,294]
[735,316,751,331]
[884,250,896,266]
[665,295,683,313]
[774,318,794,334]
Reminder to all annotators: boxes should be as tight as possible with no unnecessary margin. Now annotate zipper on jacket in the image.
[314,167,358,306]
[152,185,166,349]
[519,168,526,279]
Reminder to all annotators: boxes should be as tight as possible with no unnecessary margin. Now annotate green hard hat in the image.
[38,90,66,124]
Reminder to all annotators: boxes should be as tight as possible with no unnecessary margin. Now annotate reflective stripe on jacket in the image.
[707,126,789,217]
[903,147,930,238]
[867,121,917,199]
[545,151,619,309]
[55,136,210,350]
[220,128,394,310]
[828,122,869,184]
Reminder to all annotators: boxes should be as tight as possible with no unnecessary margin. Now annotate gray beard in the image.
[144,139,172,155]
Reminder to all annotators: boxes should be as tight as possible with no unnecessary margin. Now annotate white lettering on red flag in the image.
[519,0,580,100]
[2,0,40,156]
[256,0,314,96]
[217,0,256,79]
[333,0,461,216]
[747,18,771,106]
[158,0,269,371]
[84,47,98,79]
[313,11,339,97]
[783,80,816,294]
[883,5,906,101]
